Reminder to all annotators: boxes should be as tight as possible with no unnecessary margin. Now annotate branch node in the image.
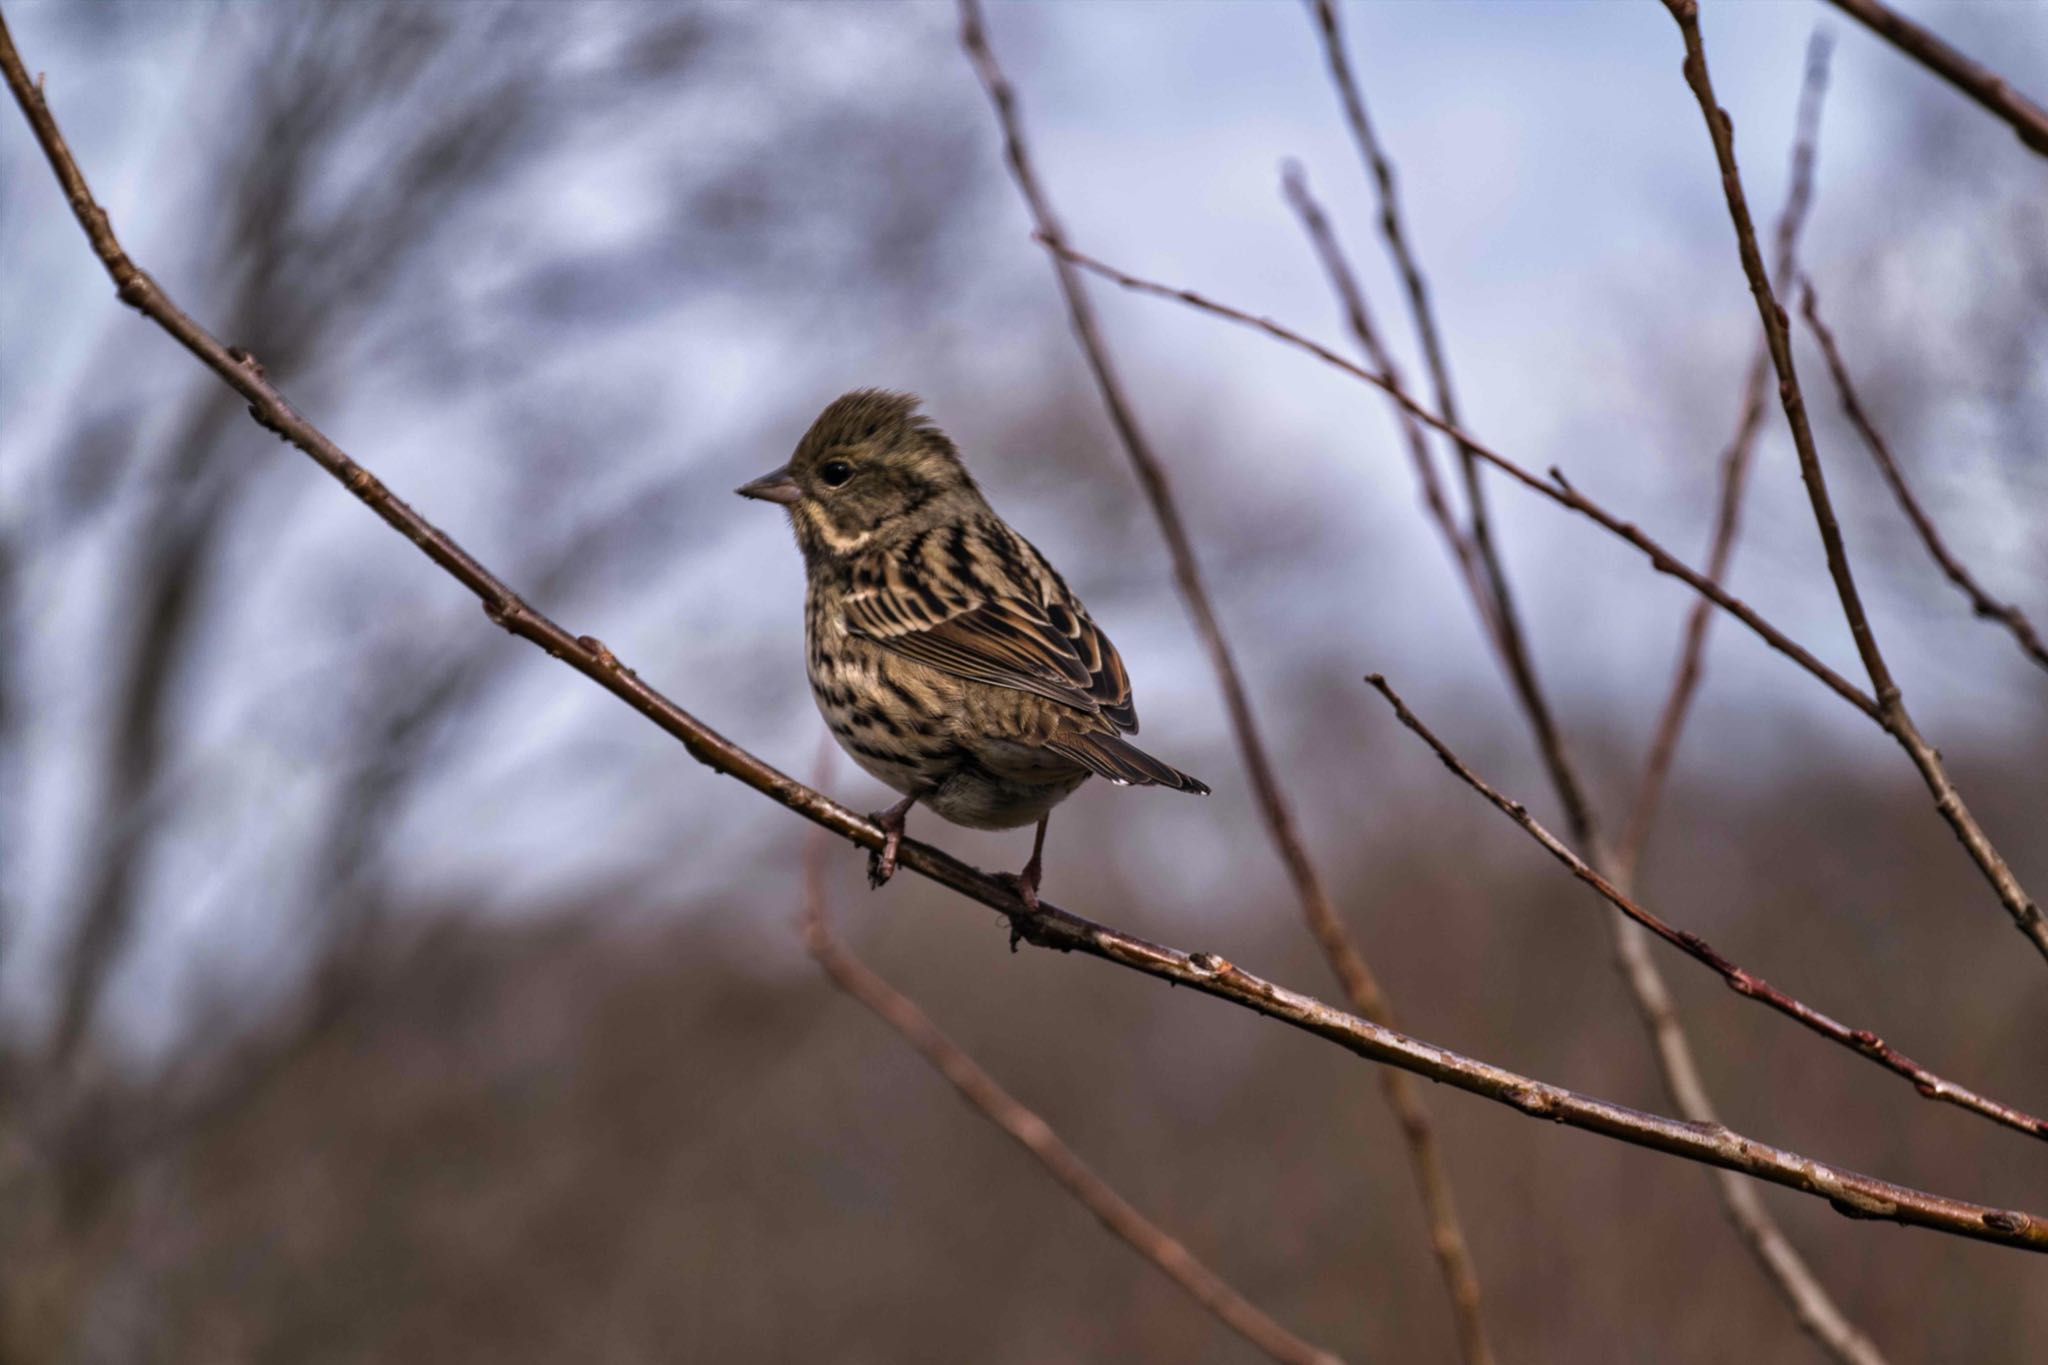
[225,345,267,380]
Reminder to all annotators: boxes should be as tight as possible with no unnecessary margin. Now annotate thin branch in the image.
[1657,0,2048,966]
[1797,281,2048,675]
[1043,237,1881,723]
[955,5,1498,1358]
[1296,30,1884,1358]
[799,778,1343,1365]
[1601,39,1887,1364]
[7,9,2045,1256]
[1279,161,1497,648]
[1821,0,2048,156]
[1366,673,2048,1143]
[1303,0,1593,852]
[1618,29,1834,887]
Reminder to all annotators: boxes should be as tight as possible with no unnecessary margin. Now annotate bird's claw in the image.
[867,819,903,889]
[995,869,1041,914]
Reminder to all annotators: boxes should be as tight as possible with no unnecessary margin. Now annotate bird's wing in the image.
[844,521,1139,732]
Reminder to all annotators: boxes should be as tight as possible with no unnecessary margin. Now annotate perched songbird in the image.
[737,390,1207,908]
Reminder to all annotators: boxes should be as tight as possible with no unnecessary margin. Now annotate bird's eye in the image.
[818,460,854,488]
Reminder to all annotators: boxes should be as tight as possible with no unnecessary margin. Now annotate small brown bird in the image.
[738,390,1207,908]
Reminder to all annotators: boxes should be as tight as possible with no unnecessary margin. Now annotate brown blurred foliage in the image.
[5,751,2046,1363]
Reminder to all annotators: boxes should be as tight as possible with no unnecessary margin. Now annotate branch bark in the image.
[6,5,2044,1256]
[1821,0,2048,156]
[1656,0,2048,966]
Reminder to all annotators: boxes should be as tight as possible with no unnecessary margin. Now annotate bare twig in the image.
[1821,0,2048,156]
[1602,40,1888,1364]
[799,775,1343,1365]
[1279,162,1496,646]
[1657,0,2048,966]
[1366,673,2048,1142]
[1304,0,1593,852]
[1297,30,1883,1357]
[1797,281,2048,675]
[955,5,1498,1357]
[1618,30,1834,887]
[7,8,2045,1256]
[1044,238,1881,722]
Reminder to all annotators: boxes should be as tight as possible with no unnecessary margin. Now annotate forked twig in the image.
[799,764,1342,1365]
[1657,0,2048,966]
[1280,161,1497,648]
[1798,281,2048,675]
[1366,674,2048,1143]
[954,5,1498,1356]
[1619,30,1835,886]
[1304,0,1591,850]
[1605,38,1887,1363]
[5,6,2044,1255]
[1042,237,1881,722]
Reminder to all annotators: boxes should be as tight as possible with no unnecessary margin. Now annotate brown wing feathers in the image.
[844,516,1203,791]
[846,518,1136,729]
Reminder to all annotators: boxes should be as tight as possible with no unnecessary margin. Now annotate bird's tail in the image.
[1048,730,1210,795]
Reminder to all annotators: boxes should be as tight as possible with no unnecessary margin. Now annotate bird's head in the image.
[737,389,980,562]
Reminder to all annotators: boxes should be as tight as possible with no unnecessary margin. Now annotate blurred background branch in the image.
[1821,0,2048,154]
[799,755,1344,1365]
[1799,280,2048,675]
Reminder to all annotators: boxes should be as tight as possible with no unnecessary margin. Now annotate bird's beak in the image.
[735,465,802,505]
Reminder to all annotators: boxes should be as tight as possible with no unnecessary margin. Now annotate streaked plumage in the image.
[738,389,1206,905]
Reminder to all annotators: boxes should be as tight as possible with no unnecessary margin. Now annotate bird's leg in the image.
[867,793,918,889]
[996,814,1050,914]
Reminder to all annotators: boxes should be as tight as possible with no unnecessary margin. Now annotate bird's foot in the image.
[867,796,916,890]
[867,833,900,889]
[995,869,1043,954]
[995,862,1042,915]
